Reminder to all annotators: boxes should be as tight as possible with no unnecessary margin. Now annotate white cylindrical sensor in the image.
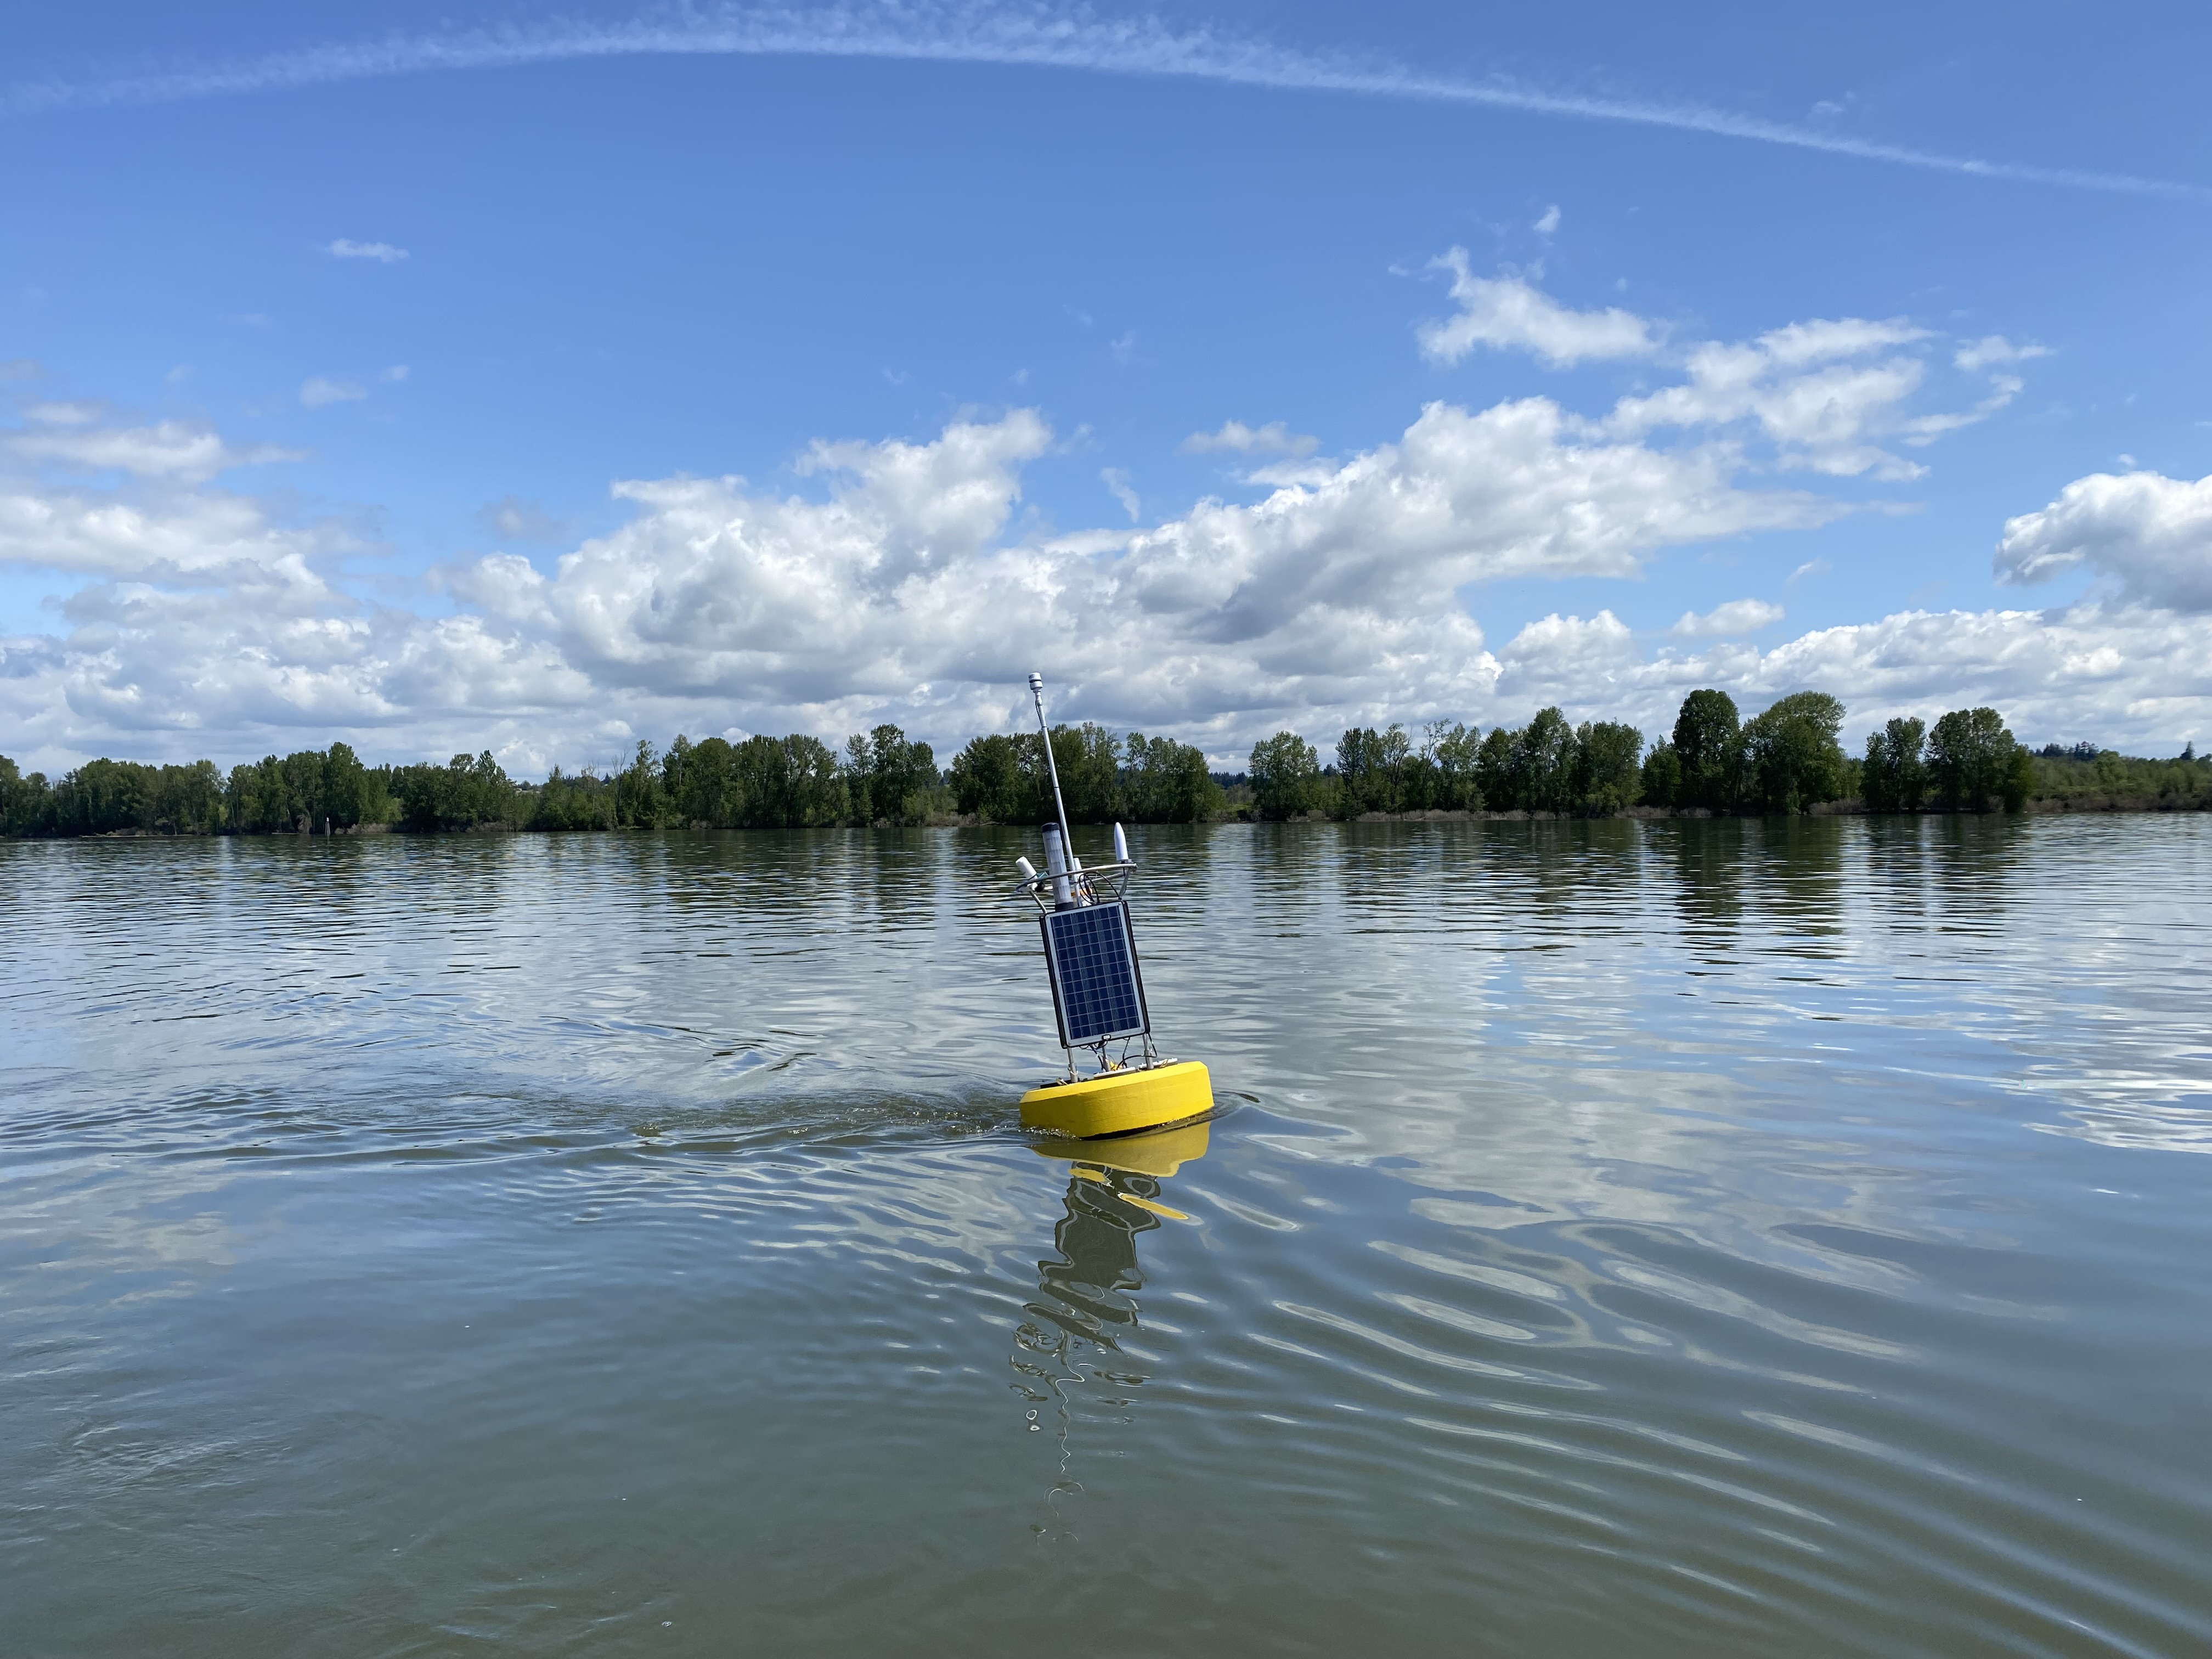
[1040,823,1074,909]
[1113,822,1130,865]
[1015,856,1037,883]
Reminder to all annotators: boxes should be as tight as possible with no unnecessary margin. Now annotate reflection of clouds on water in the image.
[4,820,2209,1655]
[2033,1101,2212,1154]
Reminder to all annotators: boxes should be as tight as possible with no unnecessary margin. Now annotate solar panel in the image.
[1041,901,1150,1046]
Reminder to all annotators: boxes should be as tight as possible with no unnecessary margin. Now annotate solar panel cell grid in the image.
[1042,902,1149,1045]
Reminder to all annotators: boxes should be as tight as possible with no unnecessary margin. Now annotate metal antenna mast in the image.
[1029,671,1075,864]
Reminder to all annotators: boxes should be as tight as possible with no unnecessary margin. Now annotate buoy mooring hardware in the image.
[1013,672,1214,1139]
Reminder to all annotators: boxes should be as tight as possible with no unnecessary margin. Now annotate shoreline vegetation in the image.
[2,691,2205,839]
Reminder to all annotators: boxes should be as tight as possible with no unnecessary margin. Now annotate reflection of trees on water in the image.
[1667,817,1747,938]
[1751,816,1846,951]
[1859,814,2027,941]
[1658,818,1847,951]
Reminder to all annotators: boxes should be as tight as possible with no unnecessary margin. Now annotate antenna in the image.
[1029,671,1076,865]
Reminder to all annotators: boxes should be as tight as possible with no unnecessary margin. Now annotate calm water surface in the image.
[2,819,2207,1657]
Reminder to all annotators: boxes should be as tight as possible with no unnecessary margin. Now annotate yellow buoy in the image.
[1019,1059,1213,1139]
[1029,1115,1211,1176]
[1010,673,1217,1142]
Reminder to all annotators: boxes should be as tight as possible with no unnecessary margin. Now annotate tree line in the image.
[0,722,1224,838]
[1242,692,2207,820]
[3,692,2203,839]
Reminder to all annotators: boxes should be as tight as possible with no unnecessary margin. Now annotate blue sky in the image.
[3,1,2208,774]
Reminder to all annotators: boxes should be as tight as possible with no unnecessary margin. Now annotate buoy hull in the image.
[1029,1117,1210,1175]
[1019,1060,1213,1139]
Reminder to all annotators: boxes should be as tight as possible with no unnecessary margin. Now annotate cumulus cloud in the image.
[1668,597,1785,637]
[1468,601,2212,749]
[1533,205,1561,236]
[1996,469,2212,612]
[325,238,408,262]
[300,376,366,408]
[1426,262,2040,482]
[0,394,1844,770]
[0,336,2190,773]
[5,418,300,483]
[1602,316,1939,478]
[1180,419,1319,458]
[1419,250,1660,367]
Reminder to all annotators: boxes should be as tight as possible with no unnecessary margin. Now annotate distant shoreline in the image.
[24,793,2208,840]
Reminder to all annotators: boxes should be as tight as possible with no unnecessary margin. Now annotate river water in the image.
[2,819,2206,1657]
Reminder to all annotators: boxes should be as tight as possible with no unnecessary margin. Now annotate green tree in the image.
[1862,716,1927,813]
[1123,733,1223,823]
[1640,740,1682,809]
[783,735,850,826]
[1039,723,1121,823]
[0,755,52,836]
[1739,692,1847,815]
[1249,731,1321,820]
[320,742,381,830]
[394,752,518,830]
[529,766,614,830]
[1424,721,1482,811]
[1573,721,1644,815]
[847,724,940,825]
[1513,707,1578,815]
[1673,689,1742,812]
[1334,725,1413,817]
[149,760,227,833]
[1475,725,1517,810]
[1928,707,2021,812]
[949,732,1028,822]
[612,740,668,827]
[52,758,147,834]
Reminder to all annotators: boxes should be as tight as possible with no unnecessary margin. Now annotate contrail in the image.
[6,2,2204,205]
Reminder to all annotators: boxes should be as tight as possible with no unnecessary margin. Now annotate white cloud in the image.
[0,480,347,582]
[380,364,410,383]
[24,400,100,427]
[477,496,569,543]
[5,418,301,483]
[1788,559,1830,583]
[1101,467,1140,522]
[1996,469,2212,612]
[1180,420,1319,458]
[1604,316,1954,479]
[1,342,2195,773]
[1415,263,2025,481]
[325,238,408,262]
[300,376,366,408]
[1419,250,1660,367]
[1474,601,2212,750]
[9,9,2202,204]
[0,394,1845,769]
[1668,598,1785,637]
[1954,335,2050,374]
[1533,205,1561,236]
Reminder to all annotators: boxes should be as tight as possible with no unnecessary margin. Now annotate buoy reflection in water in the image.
[1012,1120,1209,1537]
